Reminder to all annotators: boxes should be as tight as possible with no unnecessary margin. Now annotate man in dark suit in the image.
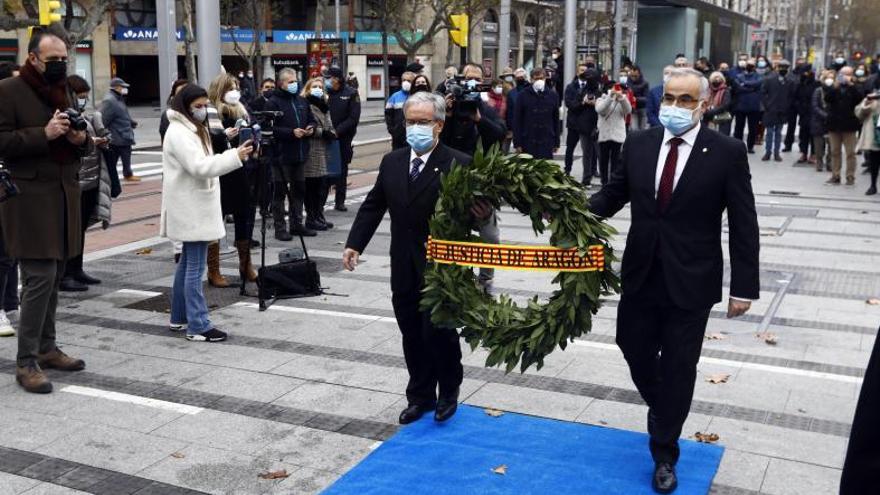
[589,68,760,493]
[343,91,489,424]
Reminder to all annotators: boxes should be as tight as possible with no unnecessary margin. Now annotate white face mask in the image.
[77,97,87,110]
[493,86,503,95]
[663,74,671,84]
[480,92,490,102]
[120,87,129,96]
[824,78,834,87]
[619,76,628,85]
[191,107,207,122]
[223,89,241,105]
[533,79,546,92]
[401,81,412,92]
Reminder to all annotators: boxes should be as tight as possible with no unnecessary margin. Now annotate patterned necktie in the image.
[409,157,423,182]
[657,137,684,213]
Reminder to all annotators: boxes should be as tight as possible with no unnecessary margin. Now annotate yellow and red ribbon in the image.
[427,237,605,272]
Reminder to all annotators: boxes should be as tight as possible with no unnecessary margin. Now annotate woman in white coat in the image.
[160,85,253,342]
[596,84,632,186]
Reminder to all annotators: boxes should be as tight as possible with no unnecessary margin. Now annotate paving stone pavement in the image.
[0,148,878,494]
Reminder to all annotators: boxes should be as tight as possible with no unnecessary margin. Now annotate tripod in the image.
[238,152,314,311]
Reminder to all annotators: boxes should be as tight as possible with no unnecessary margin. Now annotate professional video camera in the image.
[446,76,492,117]
[248,110,284,147]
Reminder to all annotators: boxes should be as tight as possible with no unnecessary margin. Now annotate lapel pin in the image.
[702,147,708,153]
[434,168,439,172]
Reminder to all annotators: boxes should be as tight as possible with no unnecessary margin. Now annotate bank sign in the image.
[273,30,351,44]
[115,27,183,41]
[115,27,265,43]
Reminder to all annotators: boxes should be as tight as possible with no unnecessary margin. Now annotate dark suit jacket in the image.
[588,126,760,310]
[346,143,473,295]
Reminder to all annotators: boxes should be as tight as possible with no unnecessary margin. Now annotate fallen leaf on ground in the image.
[705,332,727,341]
[756,332,778,345]
[694,432,720,444]
[705,373,731,384]
[484,408,504,417]
[492,464,508,475]
[258,469,289,480]
[134,248,153,255]
[867,298,880,305]
[170,452,185,459]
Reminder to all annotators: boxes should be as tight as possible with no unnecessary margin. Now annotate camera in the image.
[249,111,284,146]
[0,169,19,203]
[446,76,492,117]
[63,108,88,132]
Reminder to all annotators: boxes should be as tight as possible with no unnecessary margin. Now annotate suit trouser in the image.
[598,141,622,186]
[616,264,711,465]
[784,110,799,149]
[272,161,306,227]
[0,226,19,312]
[812,135,828,170]
[733,111,762,151]
[392,292,463,406]
[17,259,65,366]
[828,131,858,181]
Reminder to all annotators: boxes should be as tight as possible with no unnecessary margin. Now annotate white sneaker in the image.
[0,311,14,337]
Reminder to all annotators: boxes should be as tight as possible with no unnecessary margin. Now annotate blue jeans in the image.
[170,241,212,334]
[764,124,783,157]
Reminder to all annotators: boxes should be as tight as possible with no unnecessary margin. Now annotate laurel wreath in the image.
[420,147,621,373]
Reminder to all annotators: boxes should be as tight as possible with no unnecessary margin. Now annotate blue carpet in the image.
[324,405,724,495]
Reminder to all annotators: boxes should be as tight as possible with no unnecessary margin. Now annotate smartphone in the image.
[239,127,253,145]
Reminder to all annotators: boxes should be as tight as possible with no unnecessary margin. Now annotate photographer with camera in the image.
[0,30,93,393]
[563,65,602,186]
[60,75,113,293]
[439,63,505,290]
[439,64,505,155]
[267,68,317,240]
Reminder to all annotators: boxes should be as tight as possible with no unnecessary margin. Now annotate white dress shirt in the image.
[654,122,701,198]
[653,122,753,303]
[409,146,435,176]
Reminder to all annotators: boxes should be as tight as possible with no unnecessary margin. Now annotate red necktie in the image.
[657,137,684,213]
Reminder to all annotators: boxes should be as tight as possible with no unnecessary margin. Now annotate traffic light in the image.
[449,14,468,48]
[38,0,63,25]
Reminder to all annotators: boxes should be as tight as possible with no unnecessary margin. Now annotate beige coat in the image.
[159,110,242,242]
[855,98,880,153]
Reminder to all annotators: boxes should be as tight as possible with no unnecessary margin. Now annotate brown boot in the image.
[235,240,258,282]
[207,242,230,288]
[37,348,85,371]
[16,363,52,394]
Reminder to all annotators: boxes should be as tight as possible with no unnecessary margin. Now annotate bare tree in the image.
[221,0,269,82]
[179,0,197,82]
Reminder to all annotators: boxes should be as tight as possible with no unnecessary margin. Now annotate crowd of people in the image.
[381,49,880,196]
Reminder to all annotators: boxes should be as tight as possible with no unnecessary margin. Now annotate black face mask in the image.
[779,69,789,76]
[585,63,596,69]
[711,81,722,88]
[746,65,755,72]
[263,89,274,98]
[515,78,527,86]
[42,60,67,84]
[413,85,429,93]
[578,72,588,81]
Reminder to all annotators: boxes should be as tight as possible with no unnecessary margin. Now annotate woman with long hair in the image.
[411,74,431,95]
[161,85,253,342]
[207,73,258,285]
[301,77,337,231]
[704,71,732,136]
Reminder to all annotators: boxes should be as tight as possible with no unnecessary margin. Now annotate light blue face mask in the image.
[324,79,333,90]
[286,82,299,94]
[310,88,324,98]
[406,124,435,153]
[658,104,699,136]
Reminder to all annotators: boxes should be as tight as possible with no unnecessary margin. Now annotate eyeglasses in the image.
[405,119,436,126]
[661,94,700,108]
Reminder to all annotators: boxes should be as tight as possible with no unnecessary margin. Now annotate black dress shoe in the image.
[334,204,348,212]
[399,403,434,425]
[73,271,101,285]
[652,463,678,494]
[434,400,458,422]
[59,278,88,292]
